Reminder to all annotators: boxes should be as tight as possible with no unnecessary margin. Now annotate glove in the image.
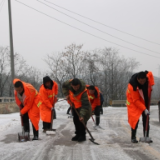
[144,109,149,115]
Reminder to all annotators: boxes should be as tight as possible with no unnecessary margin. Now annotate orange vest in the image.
[69,89,87,109]
[87,86,101,111]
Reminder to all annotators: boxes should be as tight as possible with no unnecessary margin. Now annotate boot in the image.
[131,128,138,143]
[24,123,30,132]
[131,138,138,143]
[32,136,38,140]
[78,135,86,142]
[32,125,39,140]
[71,135,79,141]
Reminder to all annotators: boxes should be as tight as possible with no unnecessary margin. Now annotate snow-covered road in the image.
[0,102,160,160]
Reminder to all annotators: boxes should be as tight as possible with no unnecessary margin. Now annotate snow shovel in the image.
[46,99,56,135]
[72,106,99,145]
[68,99,99,145]
[18,115,30,142]
[139,86,152,143]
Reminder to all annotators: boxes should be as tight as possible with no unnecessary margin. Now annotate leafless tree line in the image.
[0,46,42,97]
[1,44,159,105]
[45,44,141,105]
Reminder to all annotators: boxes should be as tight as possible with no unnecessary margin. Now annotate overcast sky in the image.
[0,0,160,77]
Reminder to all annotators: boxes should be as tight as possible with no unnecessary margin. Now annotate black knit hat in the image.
[71,78,81,86]
[87,85,95,90]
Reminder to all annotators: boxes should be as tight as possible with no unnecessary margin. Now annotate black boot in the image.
[71,135,79,141]
[131,138,138,143]
[131,127,138,143]
[78,135,86,142]
[24,123,30,132]
[32,125,39,140]
[32,130,39,140]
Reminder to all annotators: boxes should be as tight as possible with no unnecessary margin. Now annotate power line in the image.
[0,0,5,12]
[15,0,160,59]
[37,0,160,55]
[45,0,160,46]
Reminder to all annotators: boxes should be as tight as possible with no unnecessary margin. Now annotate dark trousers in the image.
[72,108,86,137]
[53,108,56,119]
[67,107,71,114]
[22,112,30,132]
[67,106,73,115]
[131,120,139,139]
[32,124,38,137]
[131,111,150,139]
[94,106,101,125]
[43,122,51,130]
[100,102,104,114]
[142,112,150,137]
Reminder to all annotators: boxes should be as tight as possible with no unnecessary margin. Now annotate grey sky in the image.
[0,0,160,76]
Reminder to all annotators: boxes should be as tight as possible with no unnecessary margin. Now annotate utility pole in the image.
[8,0,15,83]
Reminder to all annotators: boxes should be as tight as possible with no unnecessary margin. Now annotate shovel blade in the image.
[139,137,152,143]
[18,132,30,142]
[89,138,100,145]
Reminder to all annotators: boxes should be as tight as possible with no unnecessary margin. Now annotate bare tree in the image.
[0,46,10,96]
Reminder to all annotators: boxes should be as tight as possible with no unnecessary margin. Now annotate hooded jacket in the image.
[126,71,154,129]
[13,79,41,131]
[39,76,58,123]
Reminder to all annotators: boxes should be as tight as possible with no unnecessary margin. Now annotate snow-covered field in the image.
[0,101,160,160]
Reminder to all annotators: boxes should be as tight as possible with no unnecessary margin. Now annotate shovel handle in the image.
[91,116,95,122]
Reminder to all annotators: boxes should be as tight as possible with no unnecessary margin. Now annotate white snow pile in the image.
[55,99,69,111]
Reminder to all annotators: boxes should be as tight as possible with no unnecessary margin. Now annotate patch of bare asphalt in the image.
[1,134,19,143]
[150,121,160,127]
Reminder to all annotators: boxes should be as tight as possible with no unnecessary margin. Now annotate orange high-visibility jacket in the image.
[69,89,87,109]
[39,81,58,123]
[13,79,41,131]
[126,71,154,129]
[86,85,101,111]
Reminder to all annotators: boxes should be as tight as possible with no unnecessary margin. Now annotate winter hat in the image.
[43,76,53,88]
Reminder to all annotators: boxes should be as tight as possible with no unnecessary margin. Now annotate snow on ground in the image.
[0,103,160,160]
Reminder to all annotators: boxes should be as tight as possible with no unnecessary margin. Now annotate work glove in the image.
[144,109,149,115]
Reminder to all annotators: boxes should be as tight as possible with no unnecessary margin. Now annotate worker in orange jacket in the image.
[39,76,58,132]
[62,78,91,142]
[126,71,154,143]
[13,79,41,140]
[87,85,102,129]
